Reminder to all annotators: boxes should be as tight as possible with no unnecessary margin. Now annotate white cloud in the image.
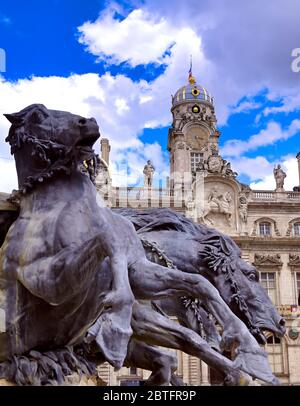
[221,120,300,157]
[2,1,300,195]
[230,100,262,115]
[263,93,300,116]
[250,156,299,191]
[225,154,298,192]
[115,98,130,115]
[78,9,176,67]
[0,71,173,192]
[77,1,300,128]
[0,158,17,192]
[230,156,274,183]
[110,142,169,187]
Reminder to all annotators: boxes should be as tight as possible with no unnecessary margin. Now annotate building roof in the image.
[173,76,213,107]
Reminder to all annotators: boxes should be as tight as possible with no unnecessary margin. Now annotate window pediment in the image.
[253,253,283,268]
[251,217,280,237]
[286,218,300,236]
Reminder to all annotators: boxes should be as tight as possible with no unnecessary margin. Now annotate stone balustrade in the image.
[250,190,300,203]
[277,305,300,317]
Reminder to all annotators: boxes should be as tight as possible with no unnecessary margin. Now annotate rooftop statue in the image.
[143,160,155,188]
[0,105,285,386]
[273,164,286,192]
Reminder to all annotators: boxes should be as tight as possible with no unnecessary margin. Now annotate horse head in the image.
[4,104,100,193]
[198,236,286,344]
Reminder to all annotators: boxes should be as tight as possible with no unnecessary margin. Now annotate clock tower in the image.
[168,72,220,191]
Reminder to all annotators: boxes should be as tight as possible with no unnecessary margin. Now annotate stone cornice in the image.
[248,202,300,210]
[233,235,300,249]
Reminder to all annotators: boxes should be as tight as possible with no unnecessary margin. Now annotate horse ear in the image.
[4,113,18,124]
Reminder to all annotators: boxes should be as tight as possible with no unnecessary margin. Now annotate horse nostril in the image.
[279,318,285,327]
[79,118,87,126]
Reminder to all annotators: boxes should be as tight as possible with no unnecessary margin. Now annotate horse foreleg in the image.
[226,213,232,226]
[130,260,277,384]
[86,255,134,370]
[131,302,249,385]
[156,298,221,352]
[125,338,180,386]
[130,258,251,346]
[203,210,214,226]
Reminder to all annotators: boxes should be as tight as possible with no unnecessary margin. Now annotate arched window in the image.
[265,335,284,375]
[294,222,300,236]
[259,222,271,236]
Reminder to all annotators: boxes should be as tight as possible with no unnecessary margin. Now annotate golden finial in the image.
[188,55,196,84]
[189,75,196,85]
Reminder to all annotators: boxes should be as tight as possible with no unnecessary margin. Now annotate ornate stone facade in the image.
[98,74,300,385]
[1,77,300,386]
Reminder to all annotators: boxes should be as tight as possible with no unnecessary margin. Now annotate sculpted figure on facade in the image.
[200,187,233,226]
[94,156,111,196]
[221,161,238,179]
[273,164,286,191]
[143,160,155,188]
[208,187,222,210]
[238,195,248,223]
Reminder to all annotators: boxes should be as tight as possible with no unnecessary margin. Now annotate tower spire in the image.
[188,55,196,85]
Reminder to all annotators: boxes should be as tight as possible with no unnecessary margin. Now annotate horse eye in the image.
[31,111,45,124]
[248,273,256,281]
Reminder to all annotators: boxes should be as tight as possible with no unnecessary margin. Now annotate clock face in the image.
[192,105,200,114]
[186,126,209,149]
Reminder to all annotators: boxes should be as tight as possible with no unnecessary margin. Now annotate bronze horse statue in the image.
[0,105,284,386]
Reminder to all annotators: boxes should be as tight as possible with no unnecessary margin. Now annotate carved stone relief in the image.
[193,148,238,180]
[197,182,236,232]
[288,254,300,268]
[253,253,283,268]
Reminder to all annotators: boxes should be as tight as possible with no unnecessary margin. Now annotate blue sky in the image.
[0,0,300,191]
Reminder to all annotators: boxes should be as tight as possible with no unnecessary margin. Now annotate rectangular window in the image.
[294,223,300,236]
[259,222,271,236]
[129,367,137,375]
[296,272,300,298]
[266,338,284,375]
[260,272,277,304]
[190,152,203,172]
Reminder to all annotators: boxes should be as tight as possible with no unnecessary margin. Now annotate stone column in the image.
[297,152,300,186]
[166,176,170,190]
[100,138,111,166]
[200,361,210,385]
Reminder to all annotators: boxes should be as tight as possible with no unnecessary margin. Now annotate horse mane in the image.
[115,208,199,233]
[115,208,241,258]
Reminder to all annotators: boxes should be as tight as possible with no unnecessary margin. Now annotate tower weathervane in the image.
[188,55,196,84]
